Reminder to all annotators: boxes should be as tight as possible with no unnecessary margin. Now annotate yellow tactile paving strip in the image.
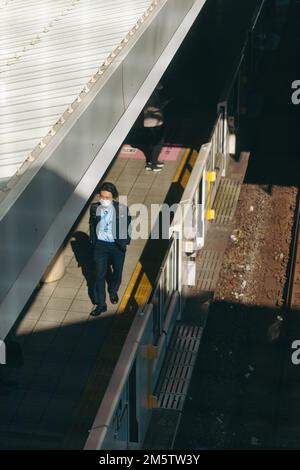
[212,178,242,225]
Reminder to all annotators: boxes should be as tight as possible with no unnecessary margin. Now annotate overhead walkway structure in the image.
[0,0,207,341]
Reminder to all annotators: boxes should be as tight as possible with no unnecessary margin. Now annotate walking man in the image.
[89,182,131,316]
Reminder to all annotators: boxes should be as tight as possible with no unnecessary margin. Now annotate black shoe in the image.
[156,161,164,168]
[90,304,107,316]
[145,162,152,171]
[109,292,119,304]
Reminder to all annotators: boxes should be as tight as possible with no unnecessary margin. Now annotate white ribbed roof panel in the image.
[0,0,152,179]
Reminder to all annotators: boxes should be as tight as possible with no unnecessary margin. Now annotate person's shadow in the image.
[70,231,115,305]
[70,232,96,304]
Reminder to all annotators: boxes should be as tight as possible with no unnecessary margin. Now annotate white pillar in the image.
[42,249,65,283]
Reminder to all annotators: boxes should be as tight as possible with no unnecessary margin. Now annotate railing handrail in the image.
[84,303,153,450]
[250,0,266,32]
[218,49,245,108]
[208,110,224,152]
[151,234,176,297]
[218,0,266,107]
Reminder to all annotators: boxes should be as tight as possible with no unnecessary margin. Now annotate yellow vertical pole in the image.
[206,171,216,220]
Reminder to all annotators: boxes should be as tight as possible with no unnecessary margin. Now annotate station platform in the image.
[0,144,190,450]
[0,0,206,349]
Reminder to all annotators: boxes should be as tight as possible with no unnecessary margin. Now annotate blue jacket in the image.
[89,200,131,252]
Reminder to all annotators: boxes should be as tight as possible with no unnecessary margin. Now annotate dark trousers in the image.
[93,240,125,306]
[143,125,165,165]
[128,125,164,165]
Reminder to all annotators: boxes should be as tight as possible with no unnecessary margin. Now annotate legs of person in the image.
[140,128,153,166]
[141,143,152,166]
[107,245,126,295]
[149,125,164,165]
[93,242,109,306]
[106,262,114,288]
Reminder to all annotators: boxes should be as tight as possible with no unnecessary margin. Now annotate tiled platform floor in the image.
[0,153,182,450]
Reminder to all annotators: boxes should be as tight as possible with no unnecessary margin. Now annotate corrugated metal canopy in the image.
[0,0,153,180]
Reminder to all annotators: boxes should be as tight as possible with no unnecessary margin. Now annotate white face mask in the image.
[100,198,112,208]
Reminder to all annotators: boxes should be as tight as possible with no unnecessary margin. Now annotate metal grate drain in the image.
[196,250,223,291]
[212,178,241,225]
[156,325,203,411]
